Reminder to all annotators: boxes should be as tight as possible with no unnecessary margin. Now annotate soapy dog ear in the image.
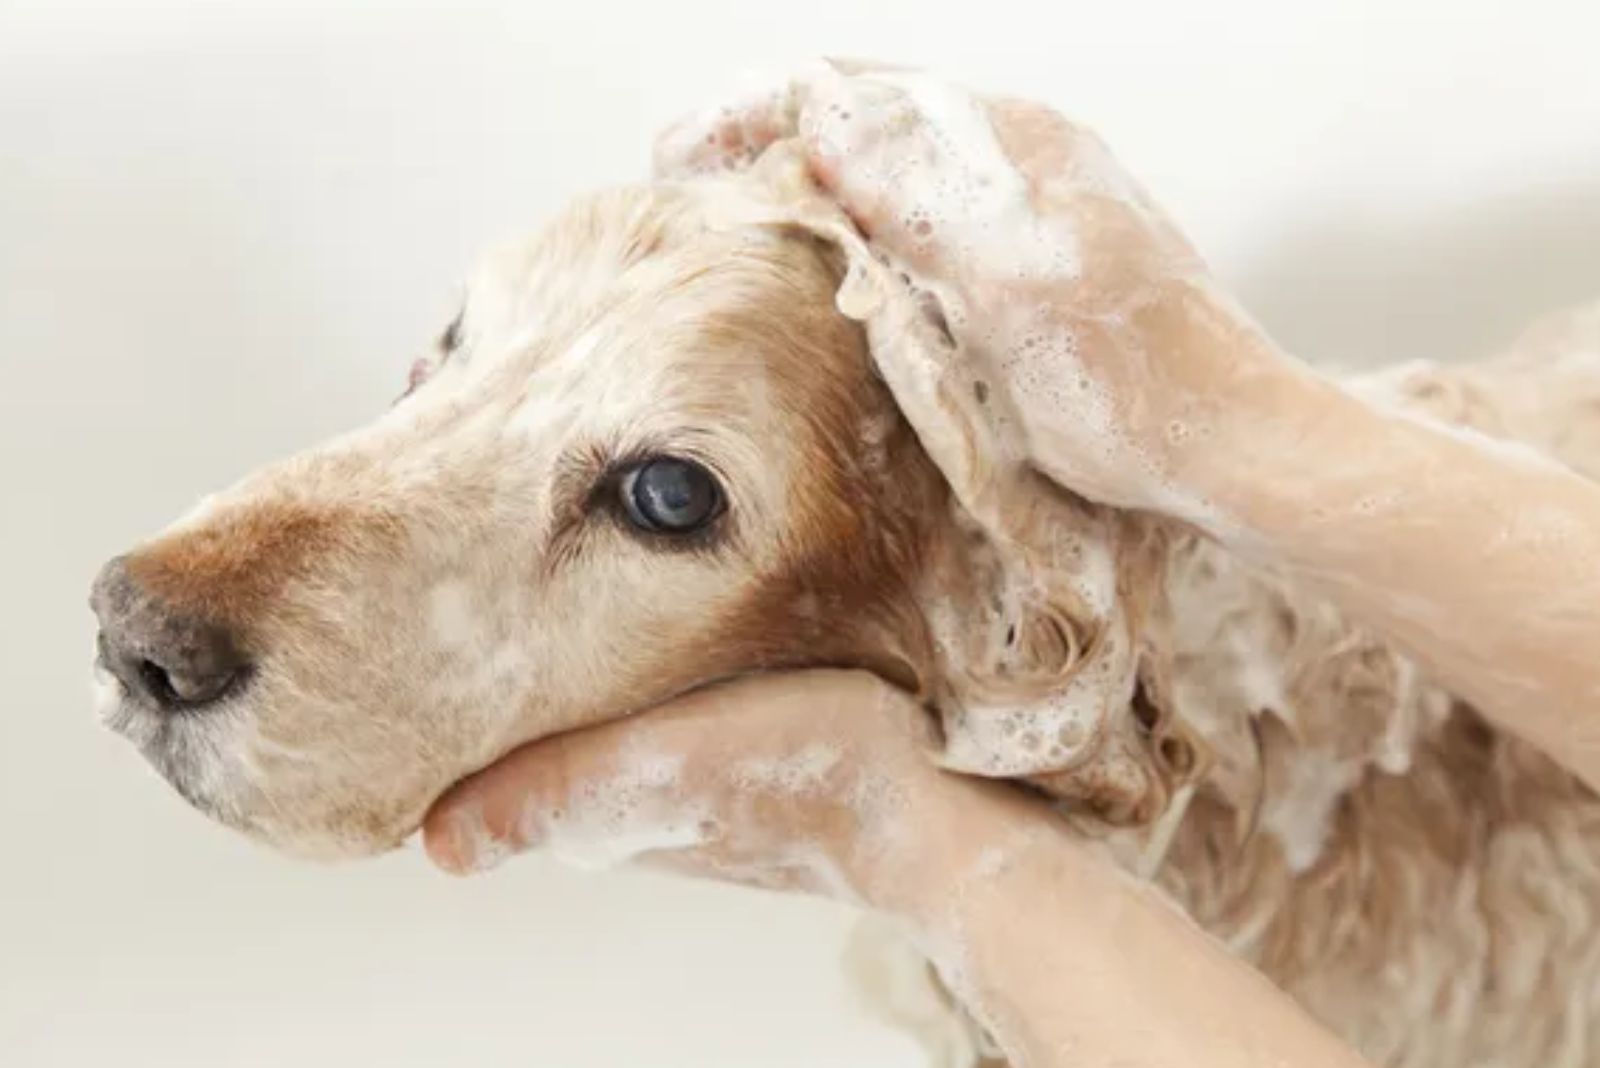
[682,129,1203,825]
[849,258,1201,826]
[911,474,1200,826]
[863,278,1202,824]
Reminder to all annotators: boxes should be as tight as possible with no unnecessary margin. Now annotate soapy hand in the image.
[423,670,1004,917]
[659,65,1308,522]
[422,666,1381,1068]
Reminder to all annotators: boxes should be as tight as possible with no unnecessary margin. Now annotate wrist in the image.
[853,775,1070,931]
[1164,297,1361,546]
[1200,375,1383,551]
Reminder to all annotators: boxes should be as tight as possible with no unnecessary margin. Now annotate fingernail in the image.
[428,805,513,875]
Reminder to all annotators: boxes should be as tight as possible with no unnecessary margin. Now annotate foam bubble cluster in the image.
[522,751,711,872]
[808,71,1083,284]
[732,743,841,795]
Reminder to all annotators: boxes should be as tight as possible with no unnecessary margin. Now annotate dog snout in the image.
[90,557,252,711]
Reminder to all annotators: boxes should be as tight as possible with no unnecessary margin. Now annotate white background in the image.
[2,1,1598,1065]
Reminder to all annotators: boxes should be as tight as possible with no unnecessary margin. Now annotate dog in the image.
[88,135,1600,1067]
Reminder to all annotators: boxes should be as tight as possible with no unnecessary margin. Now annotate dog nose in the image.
[90,557,251,710]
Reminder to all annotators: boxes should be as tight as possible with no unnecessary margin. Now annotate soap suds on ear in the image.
[937,621,1136,779]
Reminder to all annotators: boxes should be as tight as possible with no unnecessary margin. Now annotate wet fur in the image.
[97,168,1600,1067]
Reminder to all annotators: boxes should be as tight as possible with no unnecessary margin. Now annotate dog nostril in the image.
[137,659,179,705]
[136,657,240,708]
[91,556,251,712]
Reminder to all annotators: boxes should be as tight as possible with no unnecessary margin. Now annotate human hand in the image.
[423,670,1025,920]
[427,669,1384,1068]
[657,64,1312,524]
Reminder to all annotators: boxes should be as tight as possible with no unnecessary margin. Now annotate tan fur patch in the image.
[128,501,400,628]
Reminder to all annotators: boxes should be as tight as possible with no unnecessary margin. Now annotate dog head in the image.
[90,154,1193,857]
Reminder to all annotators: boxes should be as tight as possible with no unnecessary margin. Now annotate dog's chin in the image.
[249,817,414,862]
[92,666,419,860]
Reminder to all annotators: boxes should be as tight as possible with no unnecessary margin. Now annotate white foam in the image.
[543,819,709,872]
[1262,750,1361,874]
[1059,524,1117,618]
[732,743,841,795]
[521,751,712,872]
[863,72,1083,282]
[940,648,1132,778]
[845,767,918,862]
[807,69,1229,533]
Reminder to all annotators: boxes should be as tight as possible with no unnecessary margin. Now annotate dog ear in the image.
[709,141,1204,826]
[911,471,1202,826]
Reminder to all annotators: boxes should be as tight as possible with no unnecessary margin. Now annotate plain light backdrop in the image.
[3,1,1598,1065]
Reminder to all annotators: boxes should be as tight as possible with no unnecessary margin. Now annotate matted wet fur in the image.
[90,151,1600,1068]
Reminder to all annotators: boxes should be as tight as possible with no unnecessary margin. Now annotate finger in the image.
[800,72,988,273]
[650,75,800,179]
[424,712,702,875]
[423,734,579,874]
[658,56,916,178]
[800,71,919,224]
[422,671,895,875]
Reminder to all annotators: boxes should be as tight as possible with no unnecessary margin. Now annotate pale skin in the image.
[425,68,1600,1067]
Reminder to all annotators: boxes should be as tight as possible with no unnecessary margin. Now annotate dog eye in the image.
[620,458,724,534]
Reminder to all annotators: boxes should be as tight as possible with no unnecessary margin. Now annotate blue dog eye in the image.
[620,458,723,534]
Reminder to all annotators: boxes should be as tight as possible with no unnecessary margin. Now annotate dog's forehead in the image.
[450,184,860,419]
[464,186,754,355]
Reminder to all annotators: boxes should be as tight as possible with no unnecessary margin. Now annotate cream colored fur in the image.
[92,154,1600,1068]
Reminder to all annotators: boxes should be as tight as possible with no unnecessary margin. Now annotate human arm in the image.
[424,670,1374,1068]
